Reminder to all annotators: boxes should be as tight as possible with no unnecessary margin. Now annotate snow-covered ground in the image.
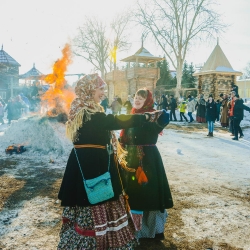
[0,110,250,250]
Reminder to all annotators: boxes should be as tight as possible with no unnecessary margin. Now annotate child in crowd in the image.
[179,100,188,122]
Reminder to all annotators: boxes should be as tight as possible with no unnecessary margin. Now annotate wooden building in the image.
[193,42,242,100]
[0,45,21,101]
[105,47,162,103]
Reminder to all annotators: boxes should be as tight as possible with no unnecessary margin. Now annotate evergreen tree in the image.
[188,63,196,88]
[181,61,196,88]
[156,58,172,88]
[181,61,189,87]
[170,75,177,89]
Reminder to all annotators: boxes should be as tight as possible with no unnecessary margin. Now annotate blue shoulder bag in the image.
[74,145,114,204]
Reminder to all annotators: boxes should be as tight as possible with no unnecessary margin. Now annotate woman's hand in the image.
[144,110,161,122]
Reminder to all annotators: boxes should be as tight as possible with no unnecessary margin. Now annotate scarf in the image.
[66,73,106,142]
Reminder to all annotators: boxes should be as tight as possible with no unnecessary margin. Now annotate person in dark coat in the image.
[206,94,217,137]
[169,95,177,121]
[120,89,173,240]
[57,74,165,249]
[231,82,238,95]
[159,94,169,110]
[195,94,206,123]
[216,100,221,121]
[232,94,250,140]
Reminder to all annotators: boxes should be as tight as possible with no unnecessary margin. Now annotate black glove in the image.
[156,109,169,128]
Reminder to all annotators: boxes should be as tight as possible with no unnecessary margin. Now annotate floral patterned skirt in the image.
[57,195,138,250]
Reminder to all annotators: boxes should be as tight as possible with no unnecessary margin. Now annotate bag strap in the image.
[73,145,111,182]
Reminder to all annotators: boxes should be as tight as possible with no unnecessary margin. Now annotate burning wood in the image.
[5,145,26,155]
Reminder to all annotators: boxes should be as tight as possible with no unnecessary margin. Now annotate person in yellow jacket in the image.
[179,101,188,122]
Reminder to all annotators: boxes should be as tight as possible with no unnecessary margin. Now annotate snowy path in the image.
[159,127,250,183]
[156,127,250,250]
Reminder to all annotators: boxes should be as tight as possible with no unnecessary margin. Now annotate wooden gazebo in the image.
[19,63,44,82]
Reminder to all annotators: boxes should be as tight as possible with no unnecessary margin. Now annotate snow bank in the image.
[0,116,72,158]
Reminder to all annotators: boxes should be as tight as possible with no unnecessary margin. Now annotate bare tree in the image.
[73,18,109,78]
[136,0,226,96]
[73,13,131,77]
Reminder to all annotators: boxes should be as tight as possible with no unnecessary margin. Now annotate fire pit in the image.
[5,145,26,155]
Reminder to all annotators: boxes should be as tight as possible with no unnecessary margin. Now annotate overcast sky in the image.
[1,0,250,79]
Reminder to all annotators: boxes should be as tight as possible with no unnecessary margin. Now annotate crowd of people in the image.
[101,95,134,115]
[0,82,51,125]
[154,82,250,140]
[99,82,250,142]
[0,93,41,125]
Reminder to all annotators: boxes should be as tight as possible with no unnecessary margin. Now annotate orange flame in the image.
[41,44,76,116]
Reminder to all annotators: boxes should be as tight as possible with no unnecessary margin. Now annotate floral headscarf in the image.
[66,73,106,142]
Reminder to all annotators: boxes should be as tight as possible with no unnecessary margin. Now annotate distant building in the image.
[19,63,44,83]
[0,45,21,101]
[193,41,242,99]
[236,78,250,100]
[105,46,162,102]
[19,63,46,98]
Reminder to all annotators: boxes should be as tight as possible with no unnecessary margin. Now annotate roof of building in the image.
[0,45,21,67]
[19,63,44,79]
[121,47,163,63]
[193,43,242,76]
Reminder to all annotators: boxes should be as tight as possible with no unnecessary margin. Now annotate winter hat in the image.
[209,94,213,98]
[219,93,223,97]
[187,95,191,99]
[235,94,239,98]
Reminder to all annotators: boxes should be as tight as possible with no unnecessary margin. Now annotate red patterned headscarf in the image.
[120,89,155,141]
[131,89,155,114]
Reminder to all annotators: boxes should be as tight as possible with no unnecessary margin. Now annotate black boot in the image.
[210,132,213,137]
[207,132,211,136]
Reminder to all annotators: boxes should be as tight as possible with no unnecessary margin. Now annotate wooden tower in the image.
[105,46,162,103]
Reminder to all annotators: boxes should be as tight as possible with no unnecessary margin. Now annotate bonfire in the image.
[40,44,76,122]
